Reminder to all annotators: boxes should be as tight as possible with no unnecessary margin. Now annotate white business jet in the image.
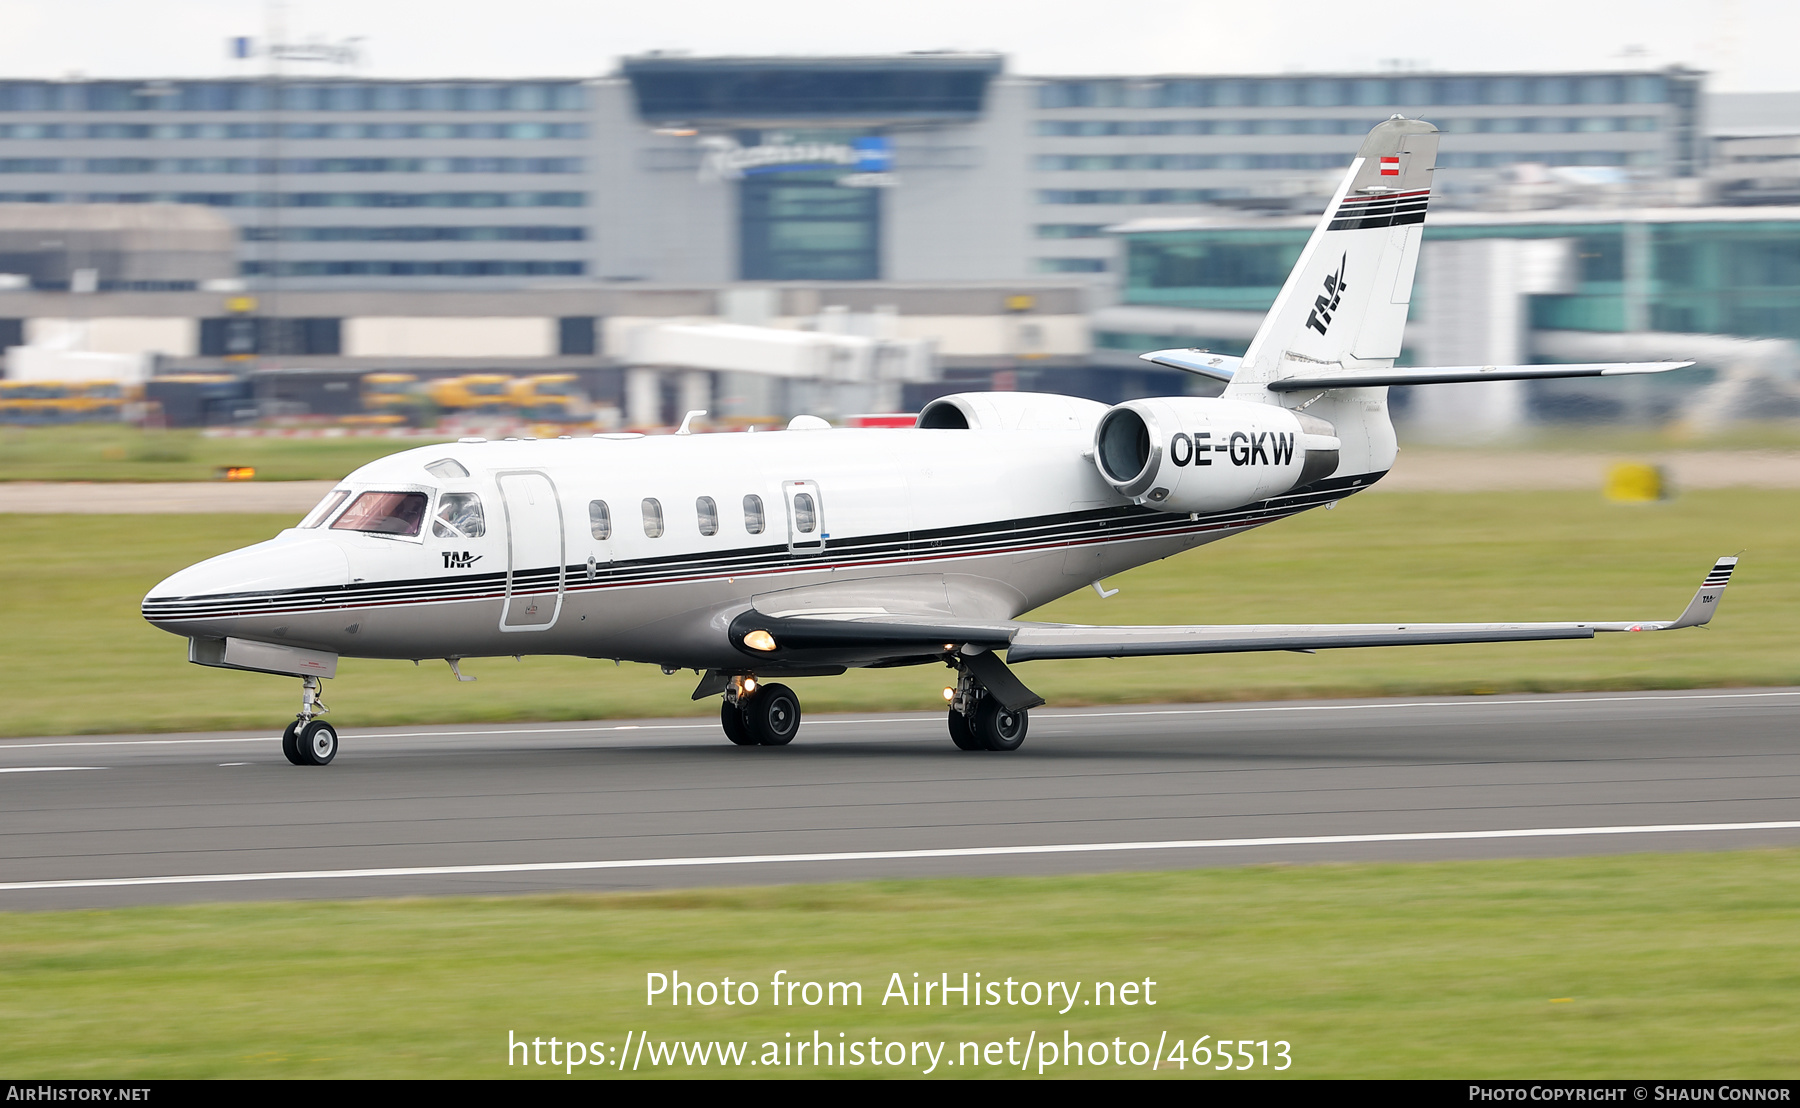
[144,118,1736,765]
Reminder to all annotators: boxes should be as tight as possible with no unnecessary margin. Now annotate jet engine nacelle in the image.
[1093,397,1341,511]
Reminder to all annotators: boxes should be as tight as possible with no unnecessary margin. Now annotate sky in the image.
[0,0,1793,92]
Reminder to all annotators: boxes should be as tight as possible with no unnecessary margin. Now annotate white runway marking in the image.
[4,688,1797,750]
[0,766,100,773]
[4,820,1797,892]
[0,737,279,750]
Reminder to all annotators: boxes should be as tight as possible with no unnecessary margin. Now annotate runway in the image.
[3,688,1799,910]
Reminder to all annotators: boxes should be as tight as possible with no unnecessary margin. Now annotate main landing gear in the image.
[281,675,339,766]
[946,652,1043,753]
[721,676,802,747]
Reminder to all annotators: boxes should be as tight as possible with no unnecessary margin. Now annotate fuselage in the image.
[143,397,1387,672]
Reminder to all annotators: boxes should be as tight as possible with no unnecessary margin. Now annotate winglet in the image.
[1665,556,1738,630]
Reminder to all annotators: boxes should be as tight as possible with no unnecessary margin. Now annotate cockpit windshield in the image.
[298,489,350,528]
[331,491,430,537]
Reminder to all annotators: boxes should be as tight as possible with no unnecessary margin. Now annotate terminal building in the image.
[0,59,1711,288]
[2,57,1797,430]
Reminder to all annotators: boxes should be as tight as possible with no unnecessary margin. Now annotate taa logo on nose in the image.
[443,551,481,569]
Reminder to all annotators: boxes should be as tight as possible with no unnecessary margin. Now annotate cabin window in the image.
[425,458,469,480]
[792,492,817,534]
[331,491,429,537]
[641,498,664,538]
[588,499,612,540]
[432,492,485,539]
[743,494,765,534]
[696,496,719,536]
[298,489,349,528]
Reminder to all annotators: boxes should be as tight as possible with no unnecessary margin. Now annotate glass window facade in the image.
[0,81,585,112]
[1122,219,1800,342]
[624,58,997,120]
[739,172,879,280]
[1035,74,1672,110]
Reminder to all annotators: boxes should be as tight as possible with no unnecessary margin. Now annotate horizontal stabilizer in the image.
[1138,349,1241,383]
[1267,361,1692,393]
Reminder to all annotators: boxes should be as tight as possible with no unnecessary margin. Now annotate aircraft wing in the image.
[728,557,1736,666]
[1014,555,1737,659]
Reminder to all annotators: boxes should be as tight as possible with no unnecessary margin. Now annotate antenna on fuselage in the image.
[676,410,707,435]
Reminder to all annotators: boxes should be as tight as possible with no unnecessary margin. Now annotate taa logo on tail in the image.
[1305,253,1349,336]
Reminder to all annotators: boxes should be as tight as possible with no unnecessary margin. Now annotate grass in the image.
[1401,420,1800,453]
[0,488,1794,737]
[0,424,454,483]
[2,852,1796,1078]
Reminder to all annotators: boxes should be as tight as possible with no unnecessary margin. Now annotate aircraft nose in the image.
[143,537,352,629]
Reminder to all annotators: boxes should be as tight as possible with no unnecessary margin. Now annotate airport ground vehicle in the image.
[144,120,1734,765]
[0,379,136,423]
[361,373,420,413]
[511,374,584,422]
[0,381,63,423]
[425,374,515,415]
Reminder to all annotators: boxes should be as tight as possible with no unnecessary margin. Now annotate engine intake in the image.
[1094,397,1340,512]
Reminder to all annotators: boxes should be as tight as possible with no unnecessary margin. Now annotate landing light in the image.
[744,630,777,652]
[942,687,955,702]
[743,676,759,694]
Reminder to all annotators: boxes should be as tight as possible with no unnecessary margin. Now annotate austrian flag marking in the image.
[1379,156,1400,176]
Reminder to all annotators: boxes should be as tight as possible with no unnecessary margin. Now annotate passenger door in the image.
[497,471,565,631]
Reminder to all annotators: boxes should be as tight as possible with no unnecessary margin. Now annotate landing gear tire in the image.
[281,720,305,765]
[744,682,801,746]
[948,709,983,751]
[296,719,338,765]
[971,699,1028,752]
[721,700,756,746]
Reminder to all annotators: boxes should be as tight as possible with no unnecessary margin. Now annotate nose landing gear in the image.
[720,676,802,747]
[281,675,338,766]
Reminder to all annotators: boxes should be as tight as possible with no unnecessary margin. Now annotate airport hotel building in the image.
[0,57,1706,289]
[10,56,1799,431]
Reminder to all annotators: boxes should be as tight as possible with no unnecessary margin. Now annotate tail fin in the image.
[1229,117,1440,396]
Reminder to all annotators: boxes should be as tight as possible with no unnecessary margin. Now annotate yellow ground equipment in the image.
[0,380,139,423]
[425,374,515,414]
[0,381,72,423]
[70,380,134,422]
[360,373,419,414]
[510,374,584,421]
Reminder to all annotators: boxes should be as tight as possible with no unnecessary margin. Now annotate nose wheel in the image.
[282,676,339,766]
[284,719,339,765]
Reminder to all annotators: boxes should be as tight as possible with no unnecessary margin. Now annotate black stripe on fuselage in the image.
[142,471,1386,622]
